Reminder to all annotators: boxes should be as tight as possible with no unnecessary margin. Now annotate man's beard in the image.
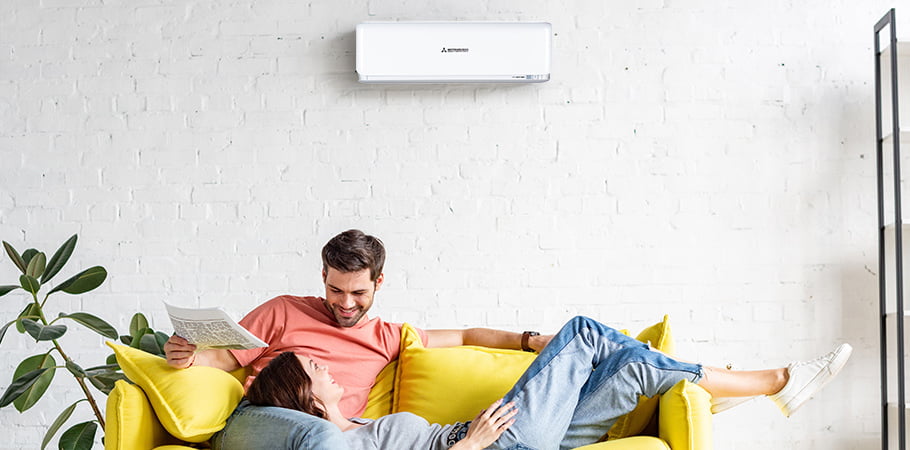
[330,304,367,327]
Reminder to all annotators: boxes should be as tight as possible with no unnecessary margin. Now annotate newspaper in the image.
[165,303,267,350]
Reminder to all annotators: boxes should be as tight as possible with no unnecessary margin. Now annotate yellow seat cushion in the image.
[393,323,536,425]
[108,343,244,443]
[607,315,674,440]
[363,360,397,419]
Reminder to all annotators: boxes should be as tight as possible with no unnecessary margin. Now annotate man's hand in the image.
[450,399,517,450]
[163,335,197,369]
[528,333,554,353]
[164,335,243,371]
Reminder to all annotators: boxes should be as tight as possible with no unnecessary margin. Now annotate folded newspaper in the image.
[165,303,267,350]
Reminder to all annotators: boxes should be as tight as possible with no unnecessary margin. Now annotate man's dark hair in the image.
[321,229,385,282]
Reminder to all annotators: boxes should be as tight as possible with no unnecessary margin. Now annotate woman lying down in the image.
[214,316,852,450]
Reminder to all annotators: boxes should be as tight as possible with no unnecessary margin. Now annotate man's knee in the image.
[568,315,595,329]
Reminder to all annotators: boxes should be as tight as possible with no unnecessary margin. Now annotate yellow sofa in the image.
[104,317,713,450]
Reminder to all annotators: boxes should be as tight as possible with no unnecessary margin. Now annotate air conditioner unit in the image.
[355,22,551,83]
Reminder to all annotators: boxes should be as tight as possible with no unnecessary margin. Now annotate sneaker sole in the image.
[781,343,853,417]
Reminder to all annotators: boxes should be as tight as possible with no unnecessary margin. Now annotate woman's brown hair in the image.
[246,352,327,419]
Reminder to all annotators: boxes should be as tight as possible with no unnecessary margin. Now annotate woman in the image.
[215,316,851,450]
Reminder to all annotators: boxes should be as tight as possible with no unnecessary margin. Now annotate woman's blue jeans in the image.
[492,316,703,450]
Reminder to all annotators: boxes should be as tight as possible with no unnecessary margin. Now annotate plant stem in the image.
[50,340,106,429]
[38,298,106,429]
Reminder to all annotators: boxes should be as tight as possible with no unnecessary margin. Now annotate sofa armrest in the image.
[657,380,713,450]
[574,436,671,450]
[105,380,181,450]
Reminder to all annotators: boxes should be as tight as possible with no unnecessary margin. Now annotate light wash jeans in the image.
[492,316,704,450]
[211,400,349,450]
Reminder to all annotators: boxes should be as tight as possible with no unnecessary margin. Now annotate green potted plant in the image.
[0,234,168,449]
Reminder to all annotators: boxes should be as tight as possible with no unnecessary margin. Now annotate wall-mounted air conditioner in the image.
[355,22,552,84]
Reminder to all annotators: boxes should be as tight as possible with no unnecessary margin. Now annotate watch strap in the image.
[521,331,540,352]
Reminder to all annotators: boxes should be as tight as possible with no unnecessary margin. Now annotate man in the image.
[164,229,551,448]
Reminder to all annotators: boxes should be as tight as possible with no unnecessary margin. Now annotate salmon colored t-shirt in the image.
[229,295,427,417]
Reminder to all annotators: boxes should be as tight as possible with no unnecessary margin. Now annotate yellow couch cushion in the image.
[363,360,397,419]
[108,342,244,443]
[658,379,713,450]
[393,323,536,425]
[105,380,177,450]
[607,315,674,440]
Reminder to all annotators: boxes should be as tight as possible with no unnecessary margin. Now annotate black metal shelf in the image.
[876,8,907,450]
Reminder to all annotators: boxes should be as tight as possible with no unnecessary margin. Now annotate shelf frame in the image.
[876,8,906,450]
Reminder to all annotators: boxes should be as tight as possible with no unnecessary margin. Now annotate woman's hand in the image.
[450,399,517,450]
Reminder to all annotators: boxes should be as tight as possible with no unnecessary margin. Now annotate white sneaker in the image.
[711,396,758,414]
[769,343,853,417]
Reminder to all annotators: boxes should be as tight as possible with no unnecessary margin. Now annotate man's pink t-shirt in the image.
[229,295,427,417]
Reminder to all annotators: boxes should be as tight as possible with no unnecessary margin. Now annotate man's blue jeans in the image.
[492,316,703,450]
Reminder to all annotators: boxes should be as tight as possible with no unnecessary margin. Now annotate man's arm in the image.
[424,328,552,353]
[163,335,243,372]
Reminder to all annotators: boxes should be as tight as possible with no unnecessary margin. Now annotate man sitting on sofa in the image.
[163,229,552,449]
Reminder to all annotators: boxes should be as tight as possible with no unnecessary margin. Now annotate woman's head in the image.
[246,352,343,418]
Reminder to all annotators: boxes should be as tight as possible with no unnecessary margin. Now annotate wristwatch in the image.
[521,331,540,352]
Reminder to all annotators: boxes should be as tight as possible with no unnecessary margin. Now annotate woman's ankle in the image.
[770,367,789,395]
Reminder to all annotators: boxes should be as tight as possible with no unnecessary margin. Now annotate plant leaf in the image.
[26,252,46,280]
[87,370,125,395]
[16,303,42,333]
[21,319,67,341]
[58,421,97,450]
[65,359,85,378]
[48,266,107,295]
[0,367,49,407]
[3,241,27,274]
[129,313,149,337]
[13,353,56,412]
[154,331,169,354]
[58,312,118,339]
[41,235,77,284]
[0,285,19,297]
[0,319,16,345]
[21,248,38,266]
[139,332,164,354]
[20,275,40,295]
[41,400,83,450]
[128,328,148,349]
[83,363,120,375]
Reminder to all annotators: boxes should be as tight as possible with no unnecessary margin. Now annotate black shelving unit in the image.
[876,8,906,450]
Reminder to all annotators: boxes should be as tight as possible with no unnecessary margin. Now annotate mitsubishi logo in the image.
[441,47,469,53]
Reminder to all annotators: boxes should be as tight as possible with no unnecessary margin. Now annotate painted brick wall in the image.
[0,0,902,448]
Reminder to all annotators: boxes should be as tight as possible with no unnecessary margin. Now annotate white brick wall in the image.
[0,0,903,448]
